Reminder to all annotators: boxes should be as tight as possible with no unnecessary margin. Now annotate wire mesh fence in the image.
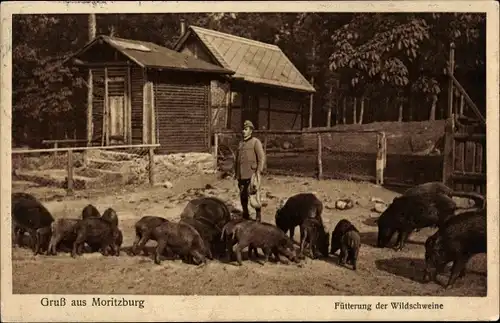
[216,128,445,187]
[216,129,388,184]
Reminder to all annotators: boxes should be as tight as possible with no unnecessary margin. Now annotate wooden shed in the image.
[173,25,316,131]
[67,35,234,154]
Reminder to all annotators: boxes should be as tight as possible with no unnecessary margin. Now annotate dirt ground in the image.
[11,174,487,296]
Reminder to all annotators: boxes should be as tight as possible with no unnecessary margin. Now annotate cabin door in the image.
[107,79,126,145]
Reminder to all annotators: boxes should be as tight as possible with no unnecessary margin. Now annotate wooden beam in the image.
[451,172,486,183]
[225,83,231,129]
[12,144,160,154]
[308,76,314,128]
[142,68,148,144]
[453,133,486,142]
[103,67,109,146]
[317,133,323,180]
[326,87,332,128]
[207,82,212,151]
[73,60,131,67]
[151,74,156,146]
[448,70,486,125]
[67,150,74,195]
[127,65,132,144]
[267,93,271,130]
[227,90,233,129]
[447,42,455,118]
[86,68,93,147]
[442,117,455,186]
[376,132,387,185]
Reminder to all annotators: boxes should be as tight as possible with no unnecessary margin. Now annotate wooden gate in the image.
[442,43,487,194]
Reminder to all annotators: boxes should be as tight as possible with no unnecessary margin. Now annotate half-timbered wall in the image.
[227,87,304,131]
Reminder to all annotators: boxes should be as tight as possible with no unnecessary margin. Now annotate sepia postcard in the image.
[1,1,499,321]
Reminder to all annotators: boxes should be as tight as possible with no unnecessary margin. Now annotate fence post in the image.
[317,133,323,180]
[376,132,387,185]
[263,132,268,173]
[53,142,58,160]
[447,42,455,117]
[67,149,74,195]
[213,132,219,172]
[442,116,455,187]
[149,147,155,186]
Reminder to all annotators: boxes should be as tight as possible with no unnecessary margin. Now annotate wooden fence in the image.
[12,144,160,195]
[441,43,487,194]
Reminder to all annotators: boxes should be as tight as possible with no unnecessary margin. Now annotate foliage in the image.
[328,13,485,103]
[12,12,486,146]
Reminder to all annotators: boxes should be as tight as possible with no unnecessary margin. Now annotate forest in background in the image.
[12,13,486,147]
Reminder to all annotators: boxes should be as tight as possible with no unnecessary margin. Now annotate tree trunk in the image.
[359,96,365,124]
[384,97,389,121]
[326,87,332,127]
[342,96,347,124]
[87,14,96,146]
[398,102,403,122]
[353,97,357,124]
[429,95,437,120]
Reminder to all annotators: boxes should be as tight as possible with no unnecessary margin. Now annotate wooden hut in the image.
[67,35,234,154]
[173,25,316,131]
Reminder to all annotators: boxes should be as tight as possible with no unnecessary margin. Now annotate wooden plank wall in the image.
[91,69,104,143]
[131,66,144,144]
[153,72,210,153]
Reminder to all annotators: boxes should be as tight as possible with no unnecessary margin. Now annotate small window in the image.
[231,92,242,107]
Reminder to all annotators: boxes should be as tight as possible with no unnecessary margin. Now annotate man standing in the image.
[234,120,266,221]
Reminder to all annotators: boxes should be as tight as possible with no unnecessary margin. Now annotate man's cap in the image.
[243,120,255,129]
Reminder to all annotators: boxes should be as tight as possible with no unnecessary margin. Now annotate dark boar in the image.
[101,207,119,227]
[339,230,361,270]
[404,182,454,197]
[71,218,120,258]
[11,192,54,255]
[330,219,359,256]
[275,193,324,243]
[232,221,299,266]
[82,204,101,219]
[180,197,232,259]
[46,218,80,255]
[152,221,211,266]
[112,228,123,256]
[423,210,486,289]
[299,217,330,259]
[180,197,231,228]
[220,218,259,261]
[131,216,169,256]
[376,193,458,250]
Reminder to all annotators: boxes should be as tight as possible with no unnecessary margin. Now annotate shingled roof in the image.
[173,26,316,93]
[68,35,234,75]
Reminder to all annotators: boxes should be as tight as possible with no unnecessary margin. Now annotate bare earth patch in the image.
[11,174,487,296]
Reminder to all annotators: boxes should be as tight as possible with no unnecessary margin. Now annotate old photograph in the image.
[1,1,499,322]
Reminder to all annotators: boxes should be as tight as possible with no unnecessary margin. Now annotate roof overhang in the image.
[63,35,145,68]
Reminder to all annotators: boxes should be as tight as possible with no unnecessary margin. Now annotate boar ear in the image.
[277,198,286,210]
